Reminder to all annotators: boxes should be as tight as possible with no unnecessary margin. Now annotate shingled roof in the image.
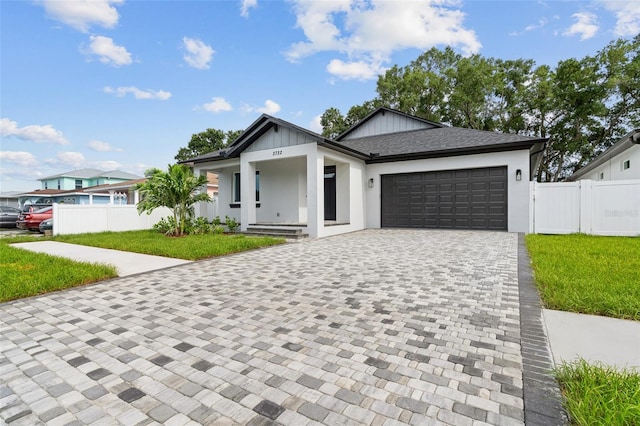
[337,126,545,161]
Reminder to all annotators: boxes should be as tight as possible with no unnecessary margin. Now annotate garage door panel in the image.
[381,166,507,230]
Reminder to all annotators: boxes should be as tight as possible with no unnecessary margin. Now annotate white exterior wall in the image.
[365,150,531,232]
[579,144,640,181]
[317,147,366,238]
[255,157,306,224]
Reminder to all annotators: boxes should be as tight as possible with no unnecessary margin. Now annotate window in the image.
[75,179,83,189]
[233,171,260,203]
[57,179,61,190]
[44,181,48,189]
[623,160,631,170]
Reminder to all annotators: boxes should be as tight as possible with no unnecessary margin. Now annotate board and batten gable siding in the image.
[342,110,436,140]
[244,126,319,153]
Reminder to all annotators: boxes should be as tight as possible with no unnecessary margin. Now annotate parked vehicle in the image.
[0,206,21,228]
[17,206,53,231]
[39,218,53,233]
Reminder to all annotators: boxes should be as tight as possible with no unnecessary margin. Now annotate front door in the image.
[324,166,336,221]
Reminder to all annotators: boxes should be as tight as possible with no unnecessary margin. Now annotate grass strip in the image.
[525,234,640,320]
[0,240,117,303]
[555,359,640,425]
[52,230,285,260]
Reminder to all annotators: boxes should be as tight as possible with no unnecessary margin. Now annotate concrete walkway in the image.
[11,241,191,276]
[543,309,640,370]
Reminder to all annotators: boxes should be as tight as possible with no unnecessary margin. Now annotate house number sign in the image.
[272,150,283,156]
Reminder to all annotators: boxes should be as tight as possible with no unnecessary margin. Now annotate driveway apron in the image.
[1,230,556,425]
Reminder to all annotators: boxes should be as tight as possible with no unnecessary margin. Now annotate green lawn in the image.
[0,239,118,302]
[525,234,640,321]
[1,230,284,302]
[555,360,640,426]
[51,230,285,260]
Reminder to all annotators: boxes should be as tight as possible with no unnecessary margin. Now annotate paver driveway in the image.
[2,230,546,425]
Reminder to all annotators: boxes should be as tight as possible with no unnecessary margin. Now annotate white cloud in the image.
[285,0,480,80]
[510,17,551,36]
[599,1,640,37]
[83,35,132,67]
[104,86,171,100]
[326,59,385,80]
[93,160,123,170]
[40,0,123,32]
[183,37,215,70]
[51,151,86,168]
[0,151,38,167]
[240,0,257,17]
[564,12,599,40]
[309,115,323,134]
[257,100,281,115]
[87,140,122,152]
[203,97,233,113]
[1,118,70,145]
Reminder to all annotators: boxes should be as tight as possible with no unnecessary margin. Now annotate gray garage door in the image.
[381,167,507,230]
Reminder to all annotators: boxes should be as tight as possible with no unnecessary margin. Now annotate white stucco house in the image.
[184,107,547,238]
[568,129,640,181]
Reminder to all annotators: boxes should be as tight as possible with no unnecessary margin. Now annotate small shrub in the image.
[212,224,225,234]
[192,217,211,234]
[212,216,222,226]
[153,217,177,235]
[225,215,239,233]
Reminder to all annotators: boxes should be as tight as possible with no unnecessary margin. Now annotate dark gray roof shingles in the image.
[337,127,543,157]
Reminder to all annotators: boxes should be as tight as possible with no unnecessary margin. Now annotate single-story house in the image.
[568,129,640,181]
[183,107,547,238]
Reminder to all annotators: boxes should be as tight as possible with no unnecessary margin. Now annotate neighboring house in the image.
[0,191,22,208]
[38,168,141,191]
[19,168,143,206]
[183,107,547,238]
[568,129,640,181]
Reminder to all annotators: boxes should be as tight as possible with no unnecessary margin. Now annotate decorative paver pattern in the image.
[1,230,553,425]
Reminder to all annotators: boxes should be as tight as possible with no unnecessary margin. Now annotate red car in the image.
[17,206,53,231]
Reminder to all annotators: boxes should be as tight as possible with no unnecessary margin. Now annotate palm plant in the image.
[136,164,211,236]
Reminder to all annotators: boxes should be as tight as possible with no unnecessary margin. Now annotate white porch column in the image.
[306,150,323,238]
[240,160,256,231]
[89,193,93,204]
[108,190,115,205]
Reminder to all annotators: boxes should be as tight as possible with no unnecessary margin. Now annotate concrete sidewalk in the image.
[12,241,191,276]
[543,309,640,370]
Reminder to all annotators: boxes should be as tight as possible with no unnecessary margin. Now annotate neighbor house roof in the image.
[568,129,640,181]
[39,168,142,181]
[83,178,147,193]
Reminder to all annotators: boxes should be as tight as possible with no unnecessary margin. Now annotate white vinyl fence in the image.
[52,204,172,235]
[530,179,640,236]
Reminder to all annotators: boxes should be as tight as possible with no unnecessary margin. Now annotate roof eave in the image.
[365,140,542,164]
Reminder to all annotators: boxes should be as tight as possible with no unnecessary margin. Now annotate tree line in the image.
[321,36,639,181]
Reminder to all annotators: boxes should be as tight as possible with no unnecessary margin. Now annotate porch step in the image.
[242,227,308,239]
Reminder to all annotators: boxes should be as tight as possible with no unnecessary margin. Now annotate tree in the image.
[136,164,211,236]
[320,36,639,181]
[175,128,242,162]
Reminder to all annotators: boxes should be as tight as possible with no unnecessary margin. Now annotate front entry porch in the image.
[193,135,366,238]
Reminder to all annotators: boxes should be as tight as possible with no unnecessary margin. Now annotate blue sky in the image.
[1,0,638,192]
